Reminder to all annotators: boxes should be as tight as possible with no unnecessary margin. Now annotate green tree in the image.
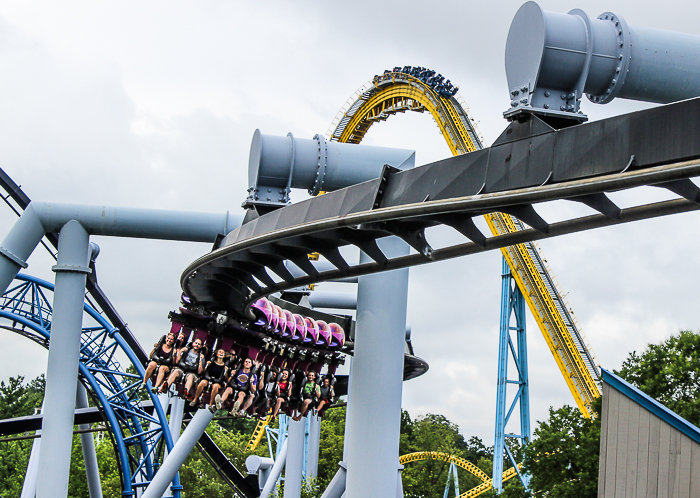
[0,374,45,419]
[617,329,700,426]
[519,398,601,498]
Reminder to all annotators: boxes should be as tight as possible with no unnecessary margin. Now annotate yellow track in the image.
[329,70,601,417]
[399,451,519,497]
[245,414,272,452]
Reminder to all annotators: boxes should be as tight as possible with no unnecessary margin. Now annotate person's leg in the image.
[154,365,169,389]
[242,393,255,412]
[295,399,312,420]
[143,361,158,386]
[193,379,208,400]
[191,379,208,406]
[211,383,223,410]
[317,400,327,413]
[231,391,246,414]
[220,386,233,404]
[183,373,196,397]
[272,397,284,418]
[160,369,181,393]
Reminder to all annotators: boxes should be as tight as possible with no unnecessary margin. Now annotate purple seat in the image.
[273,305,287,336]
[304,317,320,345]
[283,310,295,339]
[292,314,307,342]
[329,323,345,348]
[251,298,274,327]
[316,320,332,347]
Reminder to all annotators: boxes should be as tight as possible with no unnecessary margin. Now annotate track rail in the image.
[183,158,700,316]
[0,167,257,498]
[326,70,603,416]
[398,451,518,498]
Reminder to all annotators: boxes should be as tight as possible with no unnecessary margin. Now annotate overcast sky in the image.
[0,0,699,445]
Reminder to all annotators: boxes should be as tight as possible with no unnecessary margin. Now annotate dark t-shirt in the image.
[233,370,257,390]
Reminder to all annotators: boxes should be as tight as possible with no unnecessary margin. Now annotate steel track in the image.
[182,158,700,319]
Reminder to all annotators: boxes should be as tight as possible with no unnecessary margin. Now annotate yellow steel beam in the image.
[245,414,273,452]
[329,70,601,417]
[399,451,519,497]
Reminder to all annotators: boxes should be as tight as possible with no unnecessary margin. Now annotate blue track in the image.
[0,273,180,498]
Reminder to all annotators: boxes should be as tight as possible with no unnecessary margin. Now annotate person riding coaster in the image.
[190,347,228,409]
[159,338,205,397]
[271,368,292,420]
[142,332,176,392]
[217,358,258,417]
[317,375,335,417]
[293,370,320,421]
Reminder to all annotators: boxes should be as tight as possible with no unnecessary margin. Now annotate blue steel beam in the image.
[493,257,531,493]
[0,274,180,498]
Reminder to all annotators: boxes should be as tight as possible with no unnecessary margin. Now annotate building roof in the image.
[601,368,700,445]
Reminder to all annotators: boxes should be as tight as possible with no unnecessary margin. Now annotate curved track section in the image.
[182,157,700,316]
[399,451,518,498]
[327,69,602,416]
[326,71,484,155]
[0,274,179,498]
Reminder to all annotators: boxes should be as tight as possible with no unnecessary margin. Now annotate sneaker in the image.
[151,387,158,394]
[215,394,222,410]
[209,405,216,414]
[189,400,197,407]
[232,399,241,413]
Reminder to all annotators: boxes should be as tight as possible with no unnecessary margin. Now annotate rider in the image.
[142,332,176,392]
[191,347,227,409]
[159,338,205,397]
[316,375,335,416]
[271,368,292,420]
[219,358,257,416]
[293,370,320,421]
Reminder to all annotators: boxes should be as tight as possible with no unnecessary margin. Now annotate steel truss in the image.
[493,257,530,492]
[0,273,179,497]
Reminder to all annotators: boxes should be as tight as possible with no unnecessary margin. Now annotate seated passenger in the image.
[174,329,189,350]
[159,338,205,397]
[317,375,335,416]
[293,370,320,421]
[220,358,258,417]
[191,347,227,409]
[142,332,176,392]
[271,369,292,420]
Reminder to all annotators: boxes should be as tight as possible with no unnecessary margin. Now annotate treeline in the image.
[0,330,698,498]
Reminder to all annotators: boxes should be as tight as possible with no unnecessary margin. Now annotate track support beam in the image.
[36,221,91,498]
[493,256,531,493]
[345,237,409,498]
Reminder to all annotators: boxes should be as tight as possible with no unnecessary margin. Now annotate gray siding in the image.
[599,383,700,497]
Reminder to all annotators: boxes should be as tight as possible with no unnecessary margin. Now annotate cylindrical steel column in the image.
[76,384,103,498]
[261,439,288,498]
[168,397,186,447]
[284,418,305,498]
[306,415,321,479]
[141,408,215,498]
[344,237,410,498]
[0,204,45,295]
[319,463,346,498]
[21,406,43,498]
[36,220,91,498]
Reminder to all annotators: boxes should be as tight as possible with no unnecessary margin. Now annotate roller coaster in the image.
[3,3,700,498]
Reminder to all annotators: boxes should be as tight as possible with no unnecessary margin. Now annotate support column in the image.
[261,439,288,498]
[345,237,409,498]
[493,257,531,493]
[168,397,186,447]
[283,418,305,498]
[306,414,321,479]
[21,406,43,498]
[36,220,91,498]
[141,408,215,498]
[76,384,103,498]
